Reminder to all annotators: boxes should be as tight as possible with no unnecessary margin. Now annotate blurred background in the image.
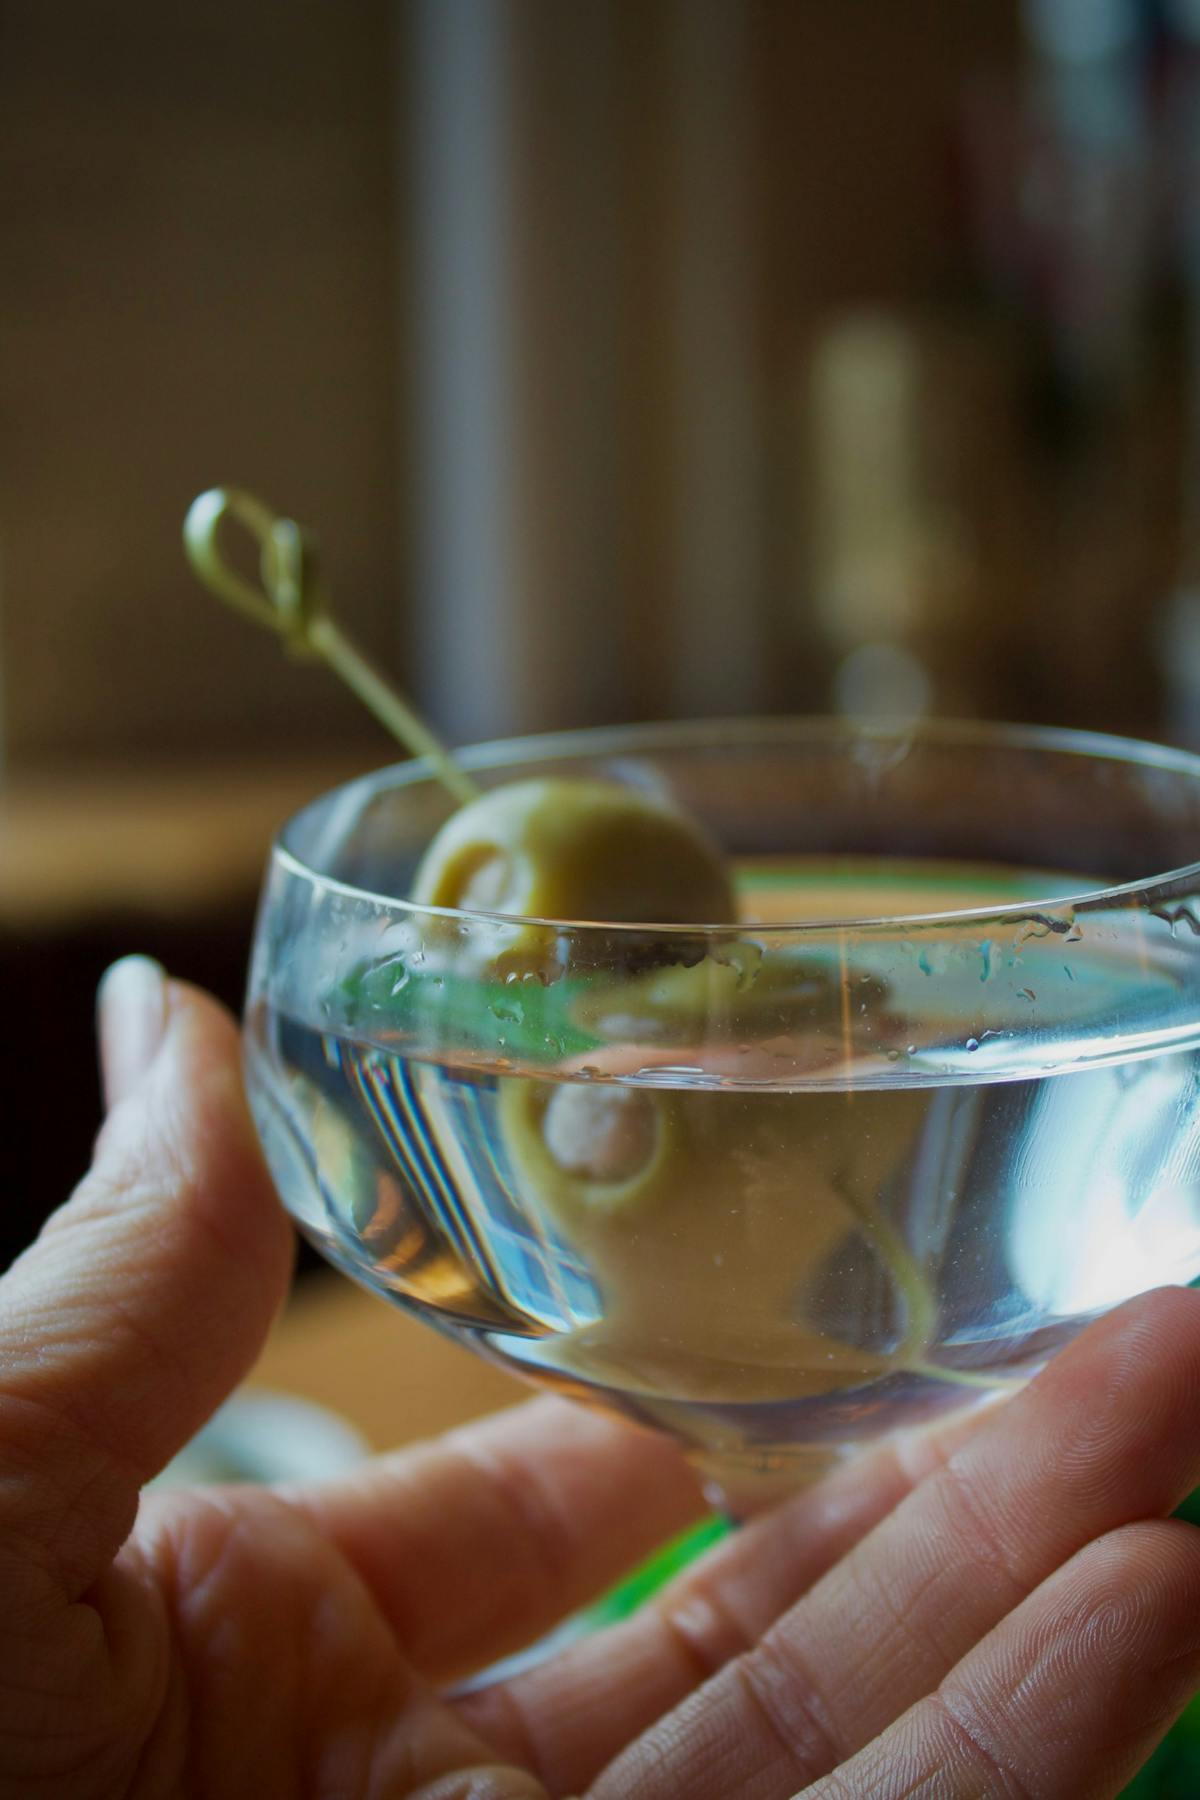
[4,0,1200,1259]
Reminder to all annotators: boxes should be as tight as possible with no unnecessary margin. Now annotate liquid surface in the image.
[246,857,1200,1499]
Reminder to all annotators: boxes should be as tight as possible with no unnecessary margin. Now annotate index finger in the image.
[283,1395,707,1685]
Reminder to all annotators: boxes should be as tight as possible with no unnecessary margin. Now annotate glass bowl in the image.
[244,718,1200,1510]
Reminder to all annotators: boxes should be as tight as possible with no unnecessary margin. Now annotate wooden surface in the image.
[0,749,376,931]
[249,1276,525,1454]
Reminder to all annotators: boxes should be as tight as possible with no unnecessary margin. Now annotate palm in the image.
[6,1487,422,1799]
[103,1484,492,1797]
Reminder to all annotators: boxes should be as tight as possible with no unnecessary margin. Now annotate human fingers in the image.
[586,1287,1200,1799]
[457,1405,990,1792]
[0,962,294,1604]
[285,1395,707,1685]
[802,1519,1200,1800]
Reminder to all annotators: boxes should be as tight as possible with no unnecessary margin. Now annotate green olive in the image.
[411,777,735,925]
[497,1077,919,1402]
[540,1082,662,1184]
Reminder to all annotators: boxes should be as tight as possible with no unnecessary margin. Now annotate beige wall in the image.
[0,1,1021,772]
[0,2,399,768]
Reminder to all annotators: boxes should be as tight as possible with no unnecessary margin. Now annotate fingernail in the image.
[98,956,168,1110]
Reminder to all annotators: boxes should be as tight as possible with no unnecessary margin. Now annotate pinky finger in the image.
[803,1520,1200,1800]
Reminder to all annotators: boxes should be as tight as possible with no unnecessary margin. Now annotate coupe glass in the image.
[244,718,1200,1513]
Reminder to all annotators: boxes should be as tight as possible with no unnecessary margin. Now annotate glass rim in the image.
[272,715,1200,935]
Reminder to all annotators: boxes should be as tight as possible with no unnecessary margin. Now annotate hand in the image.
[0,960,1196,1799]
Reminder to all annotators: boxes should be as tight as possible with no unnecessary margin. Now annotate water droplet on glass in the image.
[965,1036,979,1053]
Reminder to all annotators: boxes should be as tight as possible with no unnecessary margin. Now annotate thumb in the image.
[0,960,294,1602]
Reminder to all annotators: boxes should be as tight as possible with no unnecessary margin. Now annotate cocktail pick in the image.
[183,487,480,807]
